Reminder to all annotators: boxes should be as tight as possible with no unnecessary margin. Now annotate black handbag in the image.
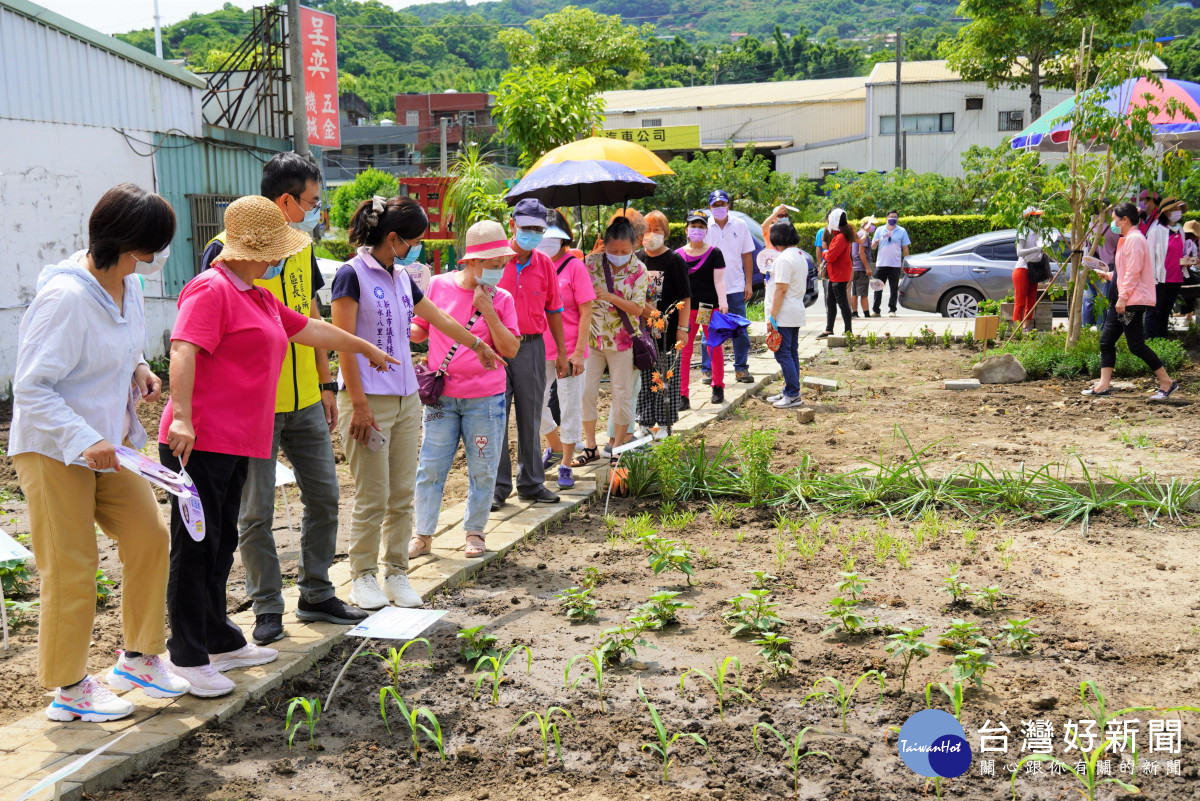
[602,256,657,371]
[414,308,483,406]
[1025,252,1052,284]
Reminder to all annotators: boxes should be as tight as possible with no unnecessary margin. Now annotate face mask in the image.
[644,233,664,251]
[393,239,422,266]
[535,239,562,257]
[710,206,728,221]
[687,227,707,243]
[606,252,632,266]
[1137,202,1147,211]
[515,229,544,251]
[134,246,170,275]
[1110,221,1122,234]
[1169,211,1183,224]
[262,257,285,281]
[479,265,505,286]
[887,218,898,227]
[291,203,321,234]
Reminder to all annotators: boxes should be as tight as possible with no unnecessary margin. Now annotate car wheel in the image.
[939,288,983,318]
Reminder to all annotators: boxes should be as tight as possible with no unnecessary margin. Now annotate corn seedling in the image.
[473,645,532,705]
[937,619,990,653]
[456,625,499,664]
[834,571,869,602]
[884,626,933,692]
[972,585,1009,612]
[925,680,966,720]
[508,707,573,766]
[597,620,652,666]
[555,586,598,621]
[360,639,432,694]
[821,596,866,636]
[753,632,795,680]
[642,534,696,585]
[753,723,832,797]
[284,696,322,749]
[722,589,783,637]
[747,569,778,589]
[942,563,971,603]
[634,590,692,630]
[638,681,708,782]
[564,648,608,711]
[679,656,751,721]
[379,687,445,762]
[942,647,997,691]
[708,501,735,528]
[802,670,886,732]
[998,618,1039,654]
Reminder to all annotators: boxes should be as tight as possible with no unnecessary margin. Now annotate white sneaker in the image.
[652,427,669,441]
[210,643,278,672]
[169,663,235,698]
[46,676,134,722]
[107,653,190,698]
[888,311,897,317]
[765,393,785,403]
[349,574,389,610]
[384,573,424,608]
[774,394,806,409]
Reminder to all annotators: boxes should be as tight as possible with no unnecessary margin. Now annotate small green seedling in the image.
[643,535,697,584]
[722,589,783,637]
[357,639,431,694]
[284,696,321,749]
[597,620,652,665]
[972,585,1009,612]
[834,571,870,602]
[473,645,532,705]
[773,536,790,569]
[820,597,866,636]
[998,618,1039,654]
[661,510,697,534]
[708,501,735,527]
[95,569,116,604]
[555,586,598,621]
[456,625,499,664]
[580,566,603,590]
[942,647,997,691]
[564,648,608,712]
[942,564,971,603]
[634,590,692,630]
[746,569,778,589]
[379,687,445,762]
[802,670,886,732]
[925,680,966,720]
[679,656,751,721]
[794,531,825,567]
[884,626,932,692]
[638,681,708,782]
[752,723,834,797]
[937,619,990,653]
[753,633,795,680]
[508,706,574,766]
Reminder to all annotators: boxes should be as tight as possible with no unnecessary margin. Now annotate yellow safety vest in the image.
[208,231,322,414]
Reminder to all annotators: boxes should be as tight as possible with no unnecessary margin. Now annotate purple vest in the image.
[338,248,418,396]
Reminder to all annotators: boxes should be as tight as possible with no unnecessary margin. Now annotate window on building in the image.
[458,110,476,126]
[879,113,955,135]
[998,110,1024,131]
[641,118,663,127]
[405,111,419,127]
[965,96,984,110]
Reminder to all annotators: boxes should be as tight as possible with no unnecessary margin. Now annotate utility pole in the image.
[439,117,448,174]
[287,0,309,157]
[153,0,163,59]
[894,26,902,171]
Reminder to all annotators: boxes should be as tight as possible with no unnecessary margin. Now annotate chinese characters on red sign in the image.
[299,6,339,148]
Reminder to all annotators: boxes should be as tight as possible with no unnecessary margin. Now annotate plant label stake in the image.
[324,607,446,711]
[0,527,33,650]
[14,731,131,801]
[604,435,652,516]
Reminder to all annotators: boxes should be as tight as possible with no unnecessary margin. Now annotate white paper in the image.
[347,607,446,640]
[0,527,32,562]
[275,461,296,487]
[15,731,131,801]
[612,435,652,456]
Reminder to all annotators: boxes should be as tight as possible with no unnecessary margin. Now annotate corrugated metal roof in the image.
[602,76,867,113]
[1,0,203,133]
[1,0,205,88]
[866,57,1170,85]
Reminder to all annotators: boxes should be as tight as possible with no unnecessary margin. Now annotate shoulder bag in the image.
[415,307,484,406]
[603,256,657,371]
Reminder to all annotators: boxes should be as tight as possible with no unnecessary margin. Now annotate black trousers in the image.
[825,280,852,333]
[1100,305,1162,372]
[160,446,249,667]
[872,266,901,313]
[1144,283,1181,340]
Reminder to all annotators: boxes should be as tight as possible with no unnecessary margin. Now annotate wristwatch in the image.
[320,382,337,392]
[470,336,483,351]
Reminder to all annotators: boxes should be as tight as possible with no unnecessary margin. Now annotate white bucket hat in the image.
[458,220,517,263]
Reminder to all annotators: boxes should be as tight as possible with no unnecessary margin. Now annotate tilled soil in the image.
[94,492,1200,801]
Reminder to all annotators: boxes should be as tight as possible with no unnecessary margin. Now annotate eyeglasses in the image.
[518,226,546,235]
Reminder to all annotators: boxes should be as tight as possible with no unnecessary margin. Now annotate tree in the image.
[492,65,605,168]
[329,168,400,230]
[822,168,973,218]
[942,0,1152,119]
[445,143,511,250]
[497,6,652,92]
[639,144,809,222]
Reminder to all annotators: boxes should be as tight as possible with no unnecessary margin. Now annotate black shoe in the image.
[851,312,860,318]
[491,499,503,512]
[711,386,725,405]
[296,596,369,625]
[735,370,754,384]
[702,371,712,386]
[678,395,690,411]
[252,613,285,645]
[518,486,560,503]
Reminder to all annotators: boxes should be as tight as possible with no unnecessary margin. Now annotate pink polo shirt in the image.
[497,244,563,336]
[158,264,309,458]
[414,274,518,399]
[544,253,596,361]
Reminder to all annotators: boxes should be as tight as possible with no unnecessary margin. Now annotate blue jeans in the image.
[726,292,751,373]
[774,327,801,397]
[414,394,505,537]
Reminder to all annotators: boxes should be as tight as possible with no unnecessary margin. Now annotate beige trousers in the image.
[338,392,422,579]
[582,348,635,426]
[14,452,169,689]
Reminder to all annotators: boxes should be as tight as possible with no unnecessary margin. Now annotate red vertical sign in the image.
[300,6,339,148]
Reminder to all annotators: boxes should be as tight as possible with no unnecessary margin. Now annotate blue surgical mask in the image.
[292,204,321,234]
[393,239,422,266]
[262,257,285,281]
[1110,221,1122,234]
[606,252,632,267]
[480,267,505,286]
[515,229,544,251]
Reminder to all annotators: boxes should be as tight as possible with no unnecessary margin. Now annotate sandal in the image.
[464,532,486,558]
[408,534,433,559]
[571,447,598,467]
[1149,381,1179,402]
[1081,384,1112,397]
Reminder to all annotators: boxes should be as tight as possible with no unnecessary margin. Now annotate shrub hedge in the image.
[994,329,1189,379]
[663,214,994,253]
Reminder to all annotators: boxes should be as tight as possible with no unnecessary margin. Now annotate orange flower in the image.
[652,371,662,382]
[674,300,685,310]
[665,370,674,379]
[675,341,684,351]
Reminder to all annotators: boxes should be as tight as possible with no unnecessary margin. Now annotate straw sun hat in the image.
[219,195,311,264]
[458,220,517,263]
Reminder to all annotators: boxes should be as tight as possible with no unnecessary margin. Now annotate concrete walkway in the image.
[0,314,966,800]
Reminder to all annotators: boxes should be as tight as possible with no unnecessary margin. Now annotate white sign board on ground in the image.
[347,607,446,640]
[0,527,32,561]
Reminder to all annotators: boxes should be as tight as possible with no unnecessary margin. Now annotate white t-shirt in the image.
[768,247,808,328]
[705,215,755,294]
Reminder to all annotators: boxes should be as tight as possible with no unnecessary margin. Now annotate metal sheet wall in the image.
[0,5,202,135]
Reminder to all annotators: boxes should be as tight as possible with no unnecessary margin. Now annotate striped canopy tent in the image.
[1011,76,1200,152]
